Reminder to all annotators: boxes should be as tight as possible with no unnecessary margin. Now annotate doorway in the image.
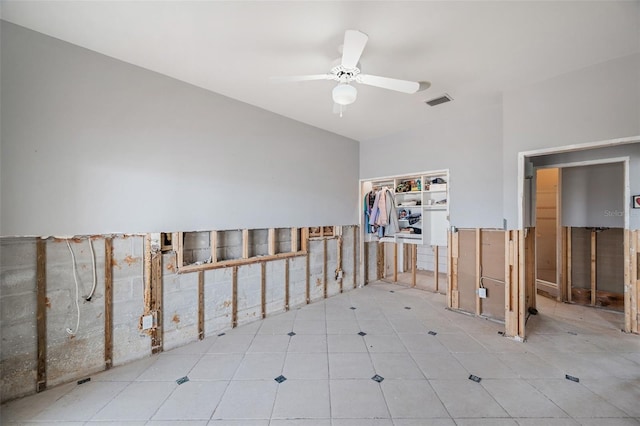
[535,168,560,300]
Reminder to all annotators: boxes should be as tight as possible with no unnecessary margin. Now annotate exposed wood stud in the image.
[232,266,238,327]
[411,244,417,288]
[504,231,512,336]
[393,243,398,282]
[475,229,482,316]
[376,243,385,280]
[104,237,113,370]
[210,231,218,264]
[353,226,358,289]
[268,228,276,256]
[261,262,267,319]
[178,251,306,273]
[364,242,369,285]
[633,231,639,333]
[305,246,311,304]
[301,228,309,252]
[150,249,163,354]
[176,232,184,270]
[198,271,205,340]
[591,230,597,306]
[526,227,536,311]
[567,227,572,303]
[447,232,453,307]
[291,228,299,253]
[518,230,526,339]
[36,239,47,393]
[144,234,152,314]
[323,238,328,299]
[337,236,343,293]
[242,229,249,259]
[285,259,290,310]
[434,245,439,292]
[623,229,631,332]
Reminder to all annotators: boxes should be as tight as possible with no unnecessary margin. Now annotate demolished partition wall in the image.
[0,226,358,402]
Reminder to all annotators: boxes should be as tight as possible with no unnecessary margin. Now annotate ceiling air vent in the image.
[425,94,452,107]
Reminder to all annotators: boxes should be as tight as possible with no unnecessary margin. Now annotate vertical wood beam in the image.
[210,231,218,263]
[232,266,238,327]
[36,239,47,393]
[518,230,526,339]
[376,243,384,280]
[623,229,631,332]
[337,236,343,293]
[144,234,152,314]
[291,228,299,253]
[198,271,205,340]
[261,262,267,319]
[150,249,163,354]
[591,230,597,306]
[242,229,249,259]
[364,242,369,285]
[526,228,537,310]
[393,243,398,282]
[323,238,328,299]
[633,231,639,333]
[268,228,276,256]
[353,226,358,289]
[504,231,512,336]
[411,244,417,287]
[560,226,568,302]
[285,259,290,310]
[567,227,572,303]
[475,229,482,316]
[301,228,309,252]
[176,232,184,269]
[104,237,113,370]
[434,245,439,292]
[450,231,459,309]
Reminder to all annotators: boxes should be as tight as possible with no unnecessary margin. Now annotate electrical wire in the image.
[66,240,81,336]
[86,238,97,301]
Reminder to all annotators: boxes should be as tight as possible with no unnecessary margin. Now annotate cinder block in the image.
[0,268,37,296]
[183,231,210,250]
[0,238,37,270]
[112,324,150,366]
[112,236,134,257]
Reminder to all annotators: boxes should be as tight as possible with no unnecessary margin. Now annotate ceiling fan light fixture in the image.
[332,83,357,105]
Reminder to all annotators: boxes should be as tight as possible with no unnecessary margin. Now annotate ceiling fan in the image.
[273,30,431,116]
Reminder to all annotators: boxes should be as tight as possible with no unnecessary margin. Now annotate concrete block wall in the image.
[365,242,378,283]
[0,226,359,402]
[217,230,243,262]
[0,238,38,400]
[417,245,448,272]
[183,231,211,265]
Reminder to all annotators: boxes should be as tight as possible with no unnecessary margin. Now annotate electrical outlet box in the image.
[142,314,154,330]
[336,270,343,280]
[478,288,487,299]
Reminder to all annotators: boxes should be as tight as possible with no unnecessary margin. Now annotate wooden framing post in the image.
[242,229,250,259]
[268,228,276,256]
[210,231,218,263]
[150,247,163,354]
[291,228,299,253]
[323,238,328,299]
[633,230,639,333]
[261,262,267,319]
[285,259,290,310]
[505,231,521,338]
[567,227,572,303]
[175,232,184,269]
[591,229,597,306]
[624,229,631,332]
[232,266,238,327]
[36,239,47,393]
[353,226,358,289]
[364,242,369,285]
[411,244,417,287]
[525,228,536,311]
[560,226,568,302]
[305,243,311,304]
[434,245,439,292]
[449,231,459,309]
[518,230,526,339]
[198,271,205,340]
[337,236,344,293]
[393,243,398,283]
[301,227,309,252]
[376,242,384,280]
[475,229,482,315]
[104,237,113,369]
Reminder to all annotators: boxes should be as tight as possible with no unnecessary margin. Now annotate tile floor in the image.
[2,281,639,425]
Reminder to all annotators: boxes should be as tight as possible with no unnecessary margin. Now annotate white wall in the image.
[360,104,504,229]
[503,53,640,227]
[0,22,359,236]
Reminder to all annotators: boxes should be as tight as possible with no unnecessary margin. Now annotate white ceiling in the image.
[2,1,639,141]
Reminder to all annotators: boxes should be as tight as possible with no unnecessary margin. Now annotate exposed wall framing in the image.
[36,239,47,393]
[104,237,113,369]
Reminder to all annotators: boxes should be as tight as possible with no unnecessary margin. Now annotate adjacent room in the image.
[1,1,639,424]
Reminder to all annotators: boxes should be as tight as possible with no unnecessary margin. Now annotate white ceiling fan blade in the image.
[341,30,368,69]
[357,74,420,94]
[270,74,333,83]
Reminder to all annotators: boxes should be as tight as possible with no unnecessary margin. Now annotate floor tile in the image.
[91,381,176,421]
[381,379,448,418]
[370,353,424,379]
[397,333,449,353]
[358,319,396,334]
[328,335,368,353]
[327,319,361,334]
[272,380,330,419]
[247,335,291,353]
[513,419,580,426]
[392,420,455,426]
[189,353,244,380]
[0,381,76,421]
[93,356,157,382]
[388,319,428,334]
[364,335,407,353]
[32,381,128,422]
[412,352,469,380]
[329,352,375,379]
[164,337,216,354]
[436,333,487,353]
[430,379,509,418]
[208,334,255,353]
[212,380,277,419]
[151,381,228,420]
[148,422,209,426]
[329,380,390,419]
[270,420,331,426]
[258,320,295,335]
[452,353,519,379]
[293,320,327,334]
[283,353,329,379]
[481,379,567,418]
[287,334,328,353]
[527,379,629,418]
[233,353,286,380]
[136,354,201,381]
[452,420,518,426]
[577,419,640,426]
[207,420,269,426]
[333,419,394,426]
[580,378,640,417]
[495,352,565,379]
